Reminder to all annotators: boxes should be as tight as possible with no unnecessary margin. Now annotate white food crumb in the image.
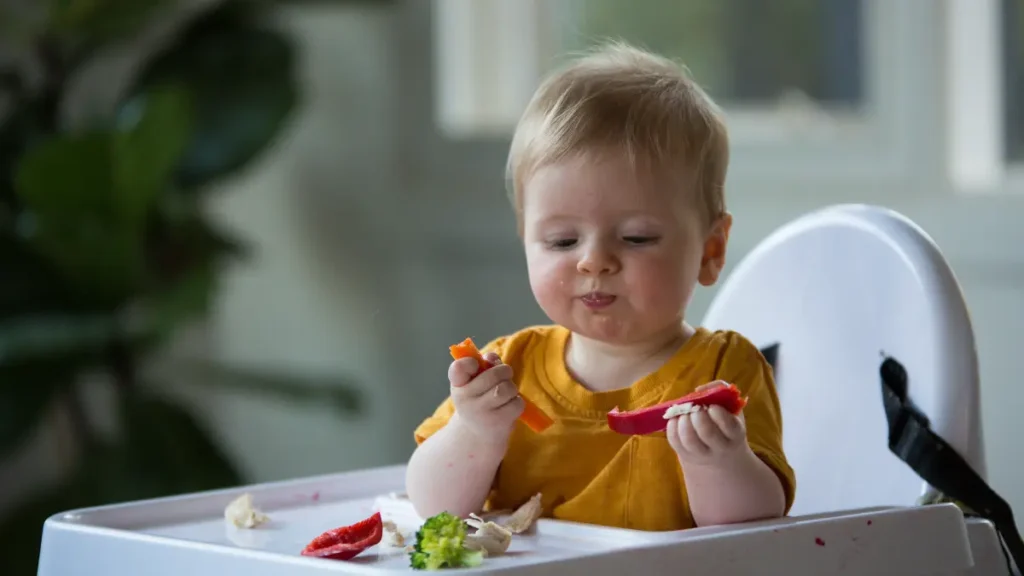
[663,402,702,419]
[224,493,269,528]
[382,520,406,547]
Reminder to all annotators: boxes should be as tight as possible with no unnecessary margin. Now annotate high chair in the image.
[702,203,1016,574]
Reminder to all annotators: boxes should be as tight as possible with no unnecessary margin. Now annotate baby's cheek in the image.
[527,258,568,304]
[631,259,689,309]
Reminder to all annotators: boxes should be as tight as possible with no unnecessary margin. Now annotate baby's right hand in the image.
[448,353,524,444]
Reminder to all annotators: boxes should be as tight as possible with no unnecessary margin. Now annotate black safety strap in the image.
[880,356,1023,575]
[760,343,779,377]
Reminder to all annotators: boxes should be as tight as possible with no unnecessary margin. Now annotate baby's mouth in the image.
[580,292,616,309]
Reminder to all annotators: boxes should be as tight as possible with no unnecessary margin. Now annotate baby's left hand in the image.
[666,381,750,468]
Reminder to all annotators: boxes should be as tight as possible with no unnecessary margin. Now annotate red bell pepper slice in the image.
[606,383,748,436]
[301,511,383,560]
[449,338,554,433]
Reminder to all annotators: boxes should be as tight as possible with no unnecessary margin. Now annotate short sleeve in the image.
[716,334,797,514]
[412,335,509,445]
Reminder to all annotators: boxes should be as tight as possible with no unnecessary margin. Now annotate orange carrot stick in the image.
[449,338,554,433]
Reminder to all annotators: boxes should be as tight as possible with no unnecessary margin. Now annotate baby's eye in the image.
[548,238,578,249]
[623,235,659,245]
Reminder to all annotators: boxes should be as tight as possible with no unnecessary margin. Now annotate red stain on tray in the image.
[312,491,320,502]
[814,537,825,547]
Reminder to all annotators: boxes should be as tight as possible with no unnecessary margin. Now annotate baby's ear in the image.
[698,213,733,286]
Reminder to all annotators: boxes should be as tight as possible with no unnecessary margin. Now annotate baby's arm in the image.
[669,337,795,527]
[405,414,507,519]
[682,445,785,526]
[407,354,524,519]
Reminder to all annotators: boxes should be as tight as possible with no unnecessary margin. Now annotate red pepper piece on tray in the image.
[301,511,383,560]
[606,383,748,436]
[449,338,555,433]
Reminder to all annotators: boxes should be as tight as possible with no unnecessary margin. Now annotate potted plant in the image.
[0,0,368,572]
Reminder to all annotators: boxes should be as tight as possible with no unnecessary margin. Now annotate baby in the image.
[406,42,794,532]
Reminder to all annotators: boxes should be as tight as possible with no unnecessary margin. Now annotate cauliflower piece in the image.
[502,493,542,534]
[383,520,407,548]
[464,514,513,557]
[224,493,269,529]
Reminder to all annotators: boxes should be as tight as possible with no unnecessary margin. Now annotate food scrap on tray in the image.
[224,493,269,529]
[606,383,748,435]
[501,493,543,534]
[450,338,555,433]
[407,491,544,570]
[301,511,384,561]
[382,519,407,548]
[464,514,512,557]
[409,511,484,570]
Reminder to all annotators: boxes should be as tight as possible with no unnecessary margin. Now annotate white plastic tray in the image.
[36,464,999,575]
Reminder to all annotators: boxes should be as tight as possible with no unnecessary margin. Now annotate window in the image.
[945,0,1020,192]
[558,0,864,111]
[1003,0,1024,163]
[432,0,942,188]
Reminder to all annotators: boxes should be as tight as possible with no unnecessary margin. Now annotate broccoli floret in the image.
[409,511,485,570]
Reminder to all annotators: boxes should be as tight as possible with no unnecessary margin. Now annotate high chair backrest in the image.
[701,204,986,517]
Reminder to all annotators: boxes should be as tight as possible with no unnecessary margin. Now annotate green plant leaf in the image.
[14,131,116,221]
[0,233,81,318]
[0,315,115,460]
[119,391,243,494]
[112,85,194,223]
[0,361,74,461]
[47,0,172,46]
[0,315,116,363]
[130,207,248,353]
[13,85,194,301]
[134,263,219,353]
[1,95,54,212]
[267,0,396,4]
[13,131,143,300]
[173,357,363,414]
[0,68,23,98]
[124,0,298,189]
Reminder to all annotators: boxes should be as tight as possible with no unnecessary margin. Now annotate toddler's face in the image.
[521,150,727,346]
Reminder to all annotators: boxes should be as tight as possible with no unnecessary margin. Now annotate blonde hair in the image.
[506,41,729,227]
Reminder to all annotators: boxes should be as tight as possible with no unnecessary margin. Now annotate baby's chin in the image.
[564,314,664,347]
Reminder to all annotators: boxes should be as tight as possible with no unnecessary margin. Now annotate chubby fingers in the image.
[688,408,731,450]
[484,380,522,411]
[448,357,483,387]
[706,404,746,441]
[449,351,505,387]
[667,413,709,457]
[455,362,515,398]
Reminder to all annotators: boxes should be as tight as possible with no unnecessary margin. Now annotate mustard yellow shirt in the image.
[413,325,795,532]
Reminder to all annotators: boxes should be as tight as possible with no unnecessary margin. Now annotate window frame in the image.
[945,0,1024,195]
[431,0,946,193]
